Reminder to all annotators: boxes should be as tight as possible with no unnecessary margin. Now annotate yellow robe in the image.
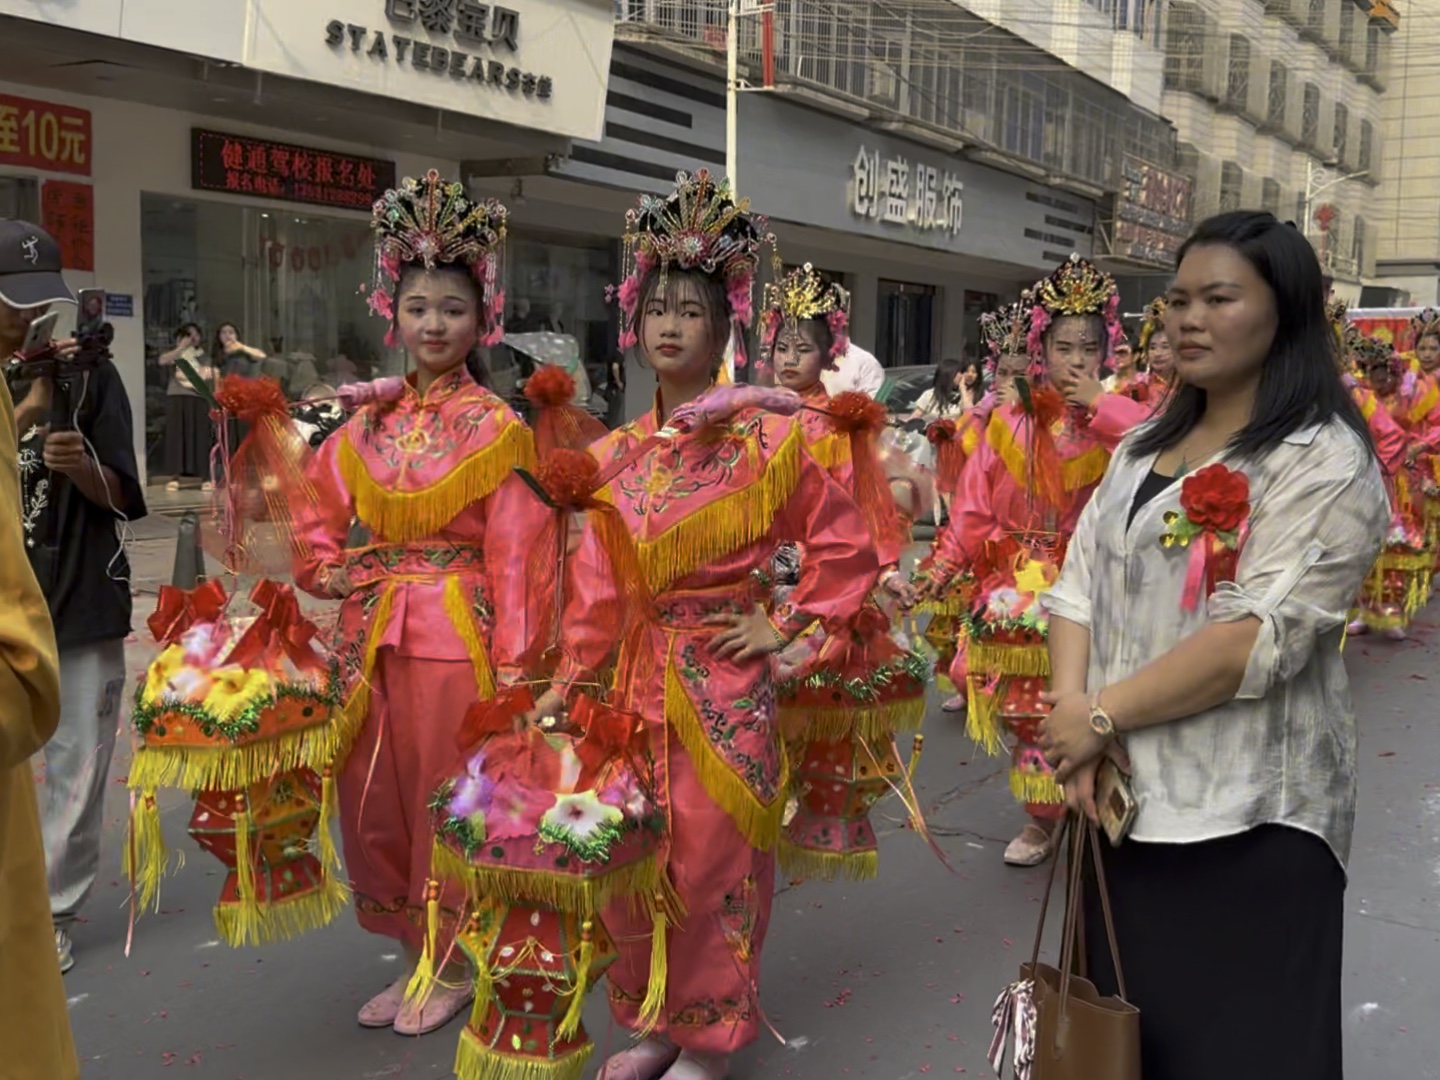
[0,378,78,1079]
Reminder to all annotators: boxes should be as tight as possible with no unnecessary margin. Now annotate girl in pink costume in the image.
[292,171,545,1035]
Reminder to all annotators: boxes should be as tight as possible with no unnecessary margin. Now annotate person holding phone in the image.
[1040,211,1387,1080]
[157,322,215,491]
[1,220,147,979]
[912,258,1149,867]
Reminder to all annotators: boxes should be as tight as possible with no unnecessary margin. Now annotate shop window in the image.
[1261,177,1281,217]
[0,175,40,222]
[1302,83,1321,147]
[1219,162,1243,212]
[1267,61,1289,128]
[1333,102,1350,164]
[1226,36,1250,111]
[1359,119,1374,172]
[877,280,938,370]
[1352,216,1367,272]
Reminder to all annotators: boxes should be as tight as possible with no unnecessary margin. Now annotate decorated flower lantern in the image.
[776,605,928,880]
[127,578,349,946]
[429,690,668,1080]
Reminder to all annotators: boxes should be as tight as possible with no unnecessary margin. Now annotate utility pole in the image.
[1303,160,1369,240]
[726,0,740,194]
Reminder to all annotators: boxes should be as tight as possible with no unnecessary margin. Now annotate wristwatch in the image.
[1088,694,1117,739]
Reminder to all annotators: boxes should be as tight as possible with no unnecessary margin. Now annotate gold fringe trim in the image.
[777,694,926,744]
[777,840,879,882]
[1413,383,1440,426]
[214,874,350,948]
[432,841,661,919]
[1010,769,1064,806]
[123,790,170,912]
[636,906,668,1035]
[986,412,1110,495]
[128,721,342,795]
[966,640,1050,678]
[556,920,595,1042]
[965,680,1005,756]
[914,595,970,618]
[615,423,805,595]
[338,420,536,544]
[443,574,498,701]
[336,582,397,767]
[665,658,788,850]
[807,431,850,473]
[454,1026,592,1080]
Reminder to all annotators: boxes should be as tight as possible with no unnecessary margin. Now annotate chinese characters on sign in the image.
[191,130,397,211]
[324,0,553,100]
[41,181,95,272]
[851,146,964,237]
[1110,155,1193,268]
[0,93,91,177]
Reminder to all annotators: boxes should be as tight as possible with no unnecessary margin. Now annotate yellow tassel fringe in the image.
[214,874,349,947]
[965,680,1005,756]
[556,920,595,1042]
[227,794,261,947]
[618,423,804,595]
[317,765,342,874]
[127,721,345,797]
[986,412,1109,495]
[636,905,668,1035]
[431,841,662,920]
[443,575,498,701]
[806,431,850,473]
[123,790,171,912]
[665,659,788,850]
[337,581,397,765]
[777,693,927,745]
[966,640,1050,678]
[454,1026,593,1080]
[777,840,879,882]
[404,879,442,1007]
[338,420,536,544]
[1009,769,1064,806]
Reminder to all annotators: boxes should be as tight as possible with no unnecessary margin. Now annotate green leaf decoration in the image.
[175,355,221,411]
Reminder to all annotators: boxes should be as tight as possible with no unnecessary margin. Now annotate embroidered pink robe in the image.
[929,394,1146,814]
[552,404,878,1053]
[293,368,543,947]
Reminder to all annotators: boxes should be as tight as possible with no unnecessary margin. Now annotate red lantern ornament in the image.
[780,733,908,881]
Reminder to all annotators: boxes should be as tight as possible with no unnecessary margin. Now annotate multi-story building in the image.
[1158,0,1398,303]
[1370,0,1440,305]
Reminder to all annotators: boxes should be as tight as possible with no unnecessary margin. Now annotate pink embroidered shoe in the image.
[662,1050,732,1080]
[357,975,409,1028]
[393,981,474,1036]
[598,1039,680,1080]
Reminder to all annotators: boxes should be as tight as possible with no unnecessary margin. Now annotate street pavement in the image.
[48,520,1440,1079]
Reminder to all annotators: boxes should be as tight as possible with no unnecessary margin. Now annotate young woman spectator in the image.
[1041,211,1388,1080]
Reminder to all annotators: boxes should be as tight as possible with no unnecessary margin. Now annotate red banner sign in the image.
[191,129,396,211]
[0,93,92,176]
[41,180,95,272]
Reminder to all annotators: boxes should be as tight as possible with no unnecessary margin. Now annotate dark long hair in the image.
[933,355,978,406]
[1130,211,1372,460]
[636,266,731,375]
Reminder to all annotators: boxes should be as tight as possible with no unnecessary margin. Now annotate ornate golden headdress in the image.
[1411,307,1440,346]
[367,169,508,345]
[612,171,772,365]
[759,262,851,364]
[1137,296,1168,358]
[978,296,1032,375]
[1352,332,1401,375]
[1026,253,1120,355]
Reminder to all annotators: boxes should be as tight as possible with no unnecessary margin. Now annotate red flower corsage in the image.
[1160,463,1251,611]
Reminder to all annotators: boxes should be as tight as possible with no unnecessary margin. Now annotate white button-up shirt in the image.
[1043,419,1388,869]
[821,343,886,397]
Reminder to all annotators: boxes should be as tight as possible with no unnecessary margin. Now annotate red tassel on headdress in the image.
[925,418,965,497]
[525,366,606,456]
[828,392,905,556]
[1023,387,1067,511]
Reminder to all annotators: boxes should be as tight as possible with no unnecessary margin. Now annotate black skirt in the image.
[163,394,215,480]
[1081,824,1344,1080]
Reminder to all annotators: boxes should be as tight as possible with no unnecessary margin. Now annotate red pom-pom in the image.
[926,418,958,444]
[524,365,577,408]
[535,448,601,507]
[215,376,290,423]
[828,391,889,435]
[1029,386,1066,428]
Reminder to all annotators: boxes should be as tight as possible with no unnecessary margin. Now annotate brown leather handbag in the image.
[989,815,1141,1080]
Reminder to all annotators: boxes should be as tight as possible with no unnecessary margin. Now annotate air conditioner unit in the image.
[1313,97,1337,158]
[1199,13,1225,102]
[1244,51,1270,126]
[1242,170,1265,209]
[1194,153,1224,218]
[1282,84,1305,144]
[1321,0,1344,56]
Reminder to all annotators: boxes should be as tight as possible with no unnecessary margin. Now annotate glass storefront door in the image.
[877,279,939,368]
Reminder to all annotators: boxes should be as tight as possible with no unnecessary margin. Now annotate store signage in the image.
[105,294,135,319]
[850,146,964,236]
[324,0,553,100]
[40,180,94,272]
[191,129,397,211]
[1110,155,1192,268]
[0,92,91,177]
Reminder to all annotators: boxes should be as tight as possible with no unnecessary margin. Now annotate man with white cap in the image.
[1,219,146,976]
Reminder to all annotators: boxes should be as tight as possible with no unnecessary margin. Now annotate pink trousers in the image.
[339,648,471,951]
[602,739,776,1055]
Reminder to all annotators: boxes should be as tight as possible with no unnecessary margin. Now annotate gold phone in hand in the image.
[1095,757,1137,847]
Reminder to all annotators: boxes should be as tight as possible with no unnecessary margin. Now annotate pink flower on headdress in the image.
[727,274,754,328]
[1026,306,1051,358]
[827,309,851,360]
[1106,293,1123,346]
[480,287,506,346]
[367,288,394,321]
[617,273,641,317]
